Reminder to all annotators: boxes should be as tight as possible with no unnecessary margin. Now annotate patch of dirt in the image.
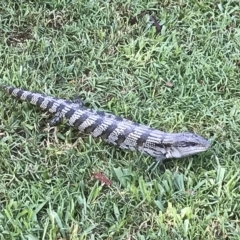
[6,29,33,46]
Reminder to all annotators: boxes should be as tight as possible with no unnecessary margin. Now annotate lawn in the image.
[0,0,240,239]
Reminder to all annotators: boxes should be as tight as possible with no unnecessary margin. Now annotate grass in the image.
[0,0,240,239]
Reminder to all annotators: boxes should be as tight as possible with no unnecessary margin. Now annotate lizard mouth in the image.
[179,145,210,157]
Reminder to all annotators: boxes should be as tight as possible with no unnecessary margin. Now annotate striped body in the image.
[1,85,210,161]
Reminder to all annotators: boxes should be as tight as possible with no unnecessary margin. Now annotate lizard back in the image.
[1,85,210,161]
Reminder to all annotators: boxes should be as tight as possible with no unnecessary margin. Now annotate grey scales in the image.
[1,85,210,162]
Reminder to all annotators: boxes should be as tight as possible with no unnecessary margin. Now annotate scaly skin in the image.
[1,85,210,161]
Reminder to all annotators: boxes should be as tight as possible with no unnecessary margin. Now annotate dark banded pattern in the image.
[1,85,210,162]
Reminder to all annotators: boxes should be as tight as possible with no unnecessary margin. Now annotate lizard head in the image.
[165,132,210,159]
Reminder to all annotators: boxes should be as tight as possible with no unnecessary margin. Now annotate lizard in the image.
[1,85,210,163]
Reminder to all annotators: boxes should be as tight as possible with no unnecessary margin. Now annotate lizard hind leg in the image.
[71,98,85,108]
[48,98,85,126]
[48,112,64,126]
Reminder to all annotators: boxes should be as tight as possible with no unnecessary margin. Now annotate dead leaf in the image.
[129,10,162,34]
[166,82,174,88]
[150,16,162,34]
[93,172,111,187]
